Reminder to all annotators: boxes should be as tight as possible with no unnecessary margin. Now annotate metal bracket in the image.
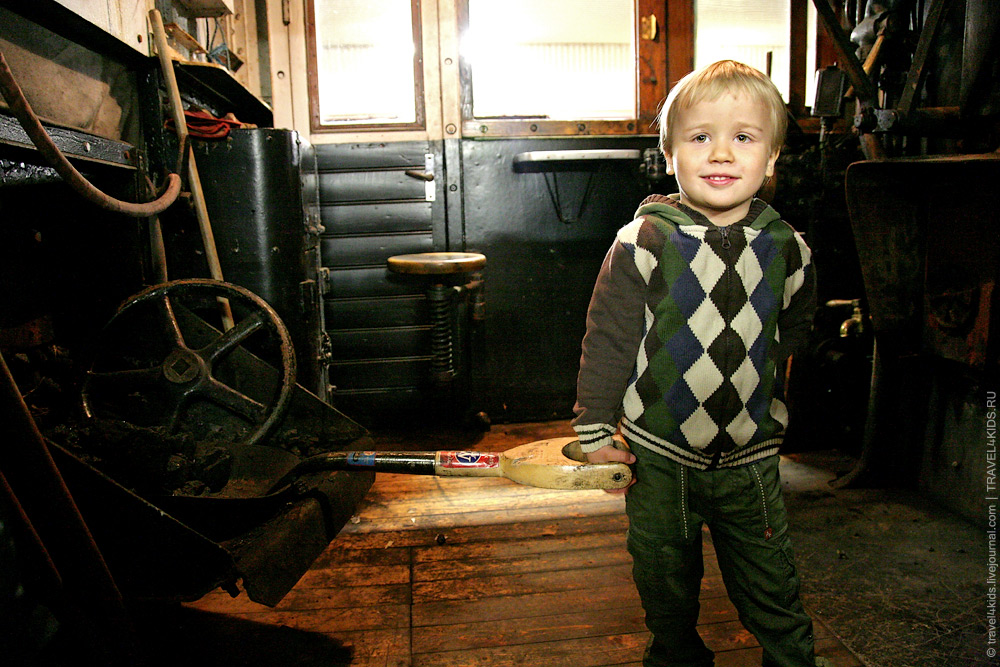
[541,171,595,225]
[512,149,640,224]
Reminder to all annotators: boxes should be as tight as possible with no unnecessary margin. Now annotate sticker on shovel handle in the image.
[440,452,500,469]
[347,452,377,466]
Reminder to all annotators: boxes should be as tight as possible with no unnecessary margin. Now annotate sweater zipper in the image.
[719,225,732,249]
[718,224,739,432]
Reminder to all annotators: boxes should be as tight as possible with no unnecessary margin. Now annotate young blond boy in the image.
[573,60,820,666]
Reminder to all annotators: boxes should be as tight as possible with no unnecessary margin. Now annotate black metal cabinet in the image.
[180,128,327,398]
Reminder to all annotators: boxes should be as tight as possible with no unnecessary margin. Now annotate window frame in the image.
[458,0,685,138]
[299,0,825,139]
[305,0,427,133]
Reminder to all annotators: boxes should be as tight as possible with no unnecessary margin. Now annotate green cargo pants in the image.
[624,444,816,667]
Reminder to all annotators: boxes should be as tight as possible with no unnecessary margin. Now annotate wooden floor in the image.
[172,422,863,667]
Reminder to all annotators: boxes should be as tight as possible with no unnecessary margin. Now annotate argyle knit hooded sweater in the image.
[572,194,815,469]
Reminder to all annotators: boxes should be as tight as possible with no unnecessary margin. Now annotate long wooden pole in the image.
[149,9,234,329]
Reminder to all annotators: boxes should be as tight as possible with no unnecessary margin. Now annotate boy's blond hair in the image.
[658,60,788,156]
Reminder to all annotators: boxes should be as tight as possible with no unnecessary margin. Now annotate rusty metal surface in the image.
[82,279,298,449]
[50,287,373,606]
[845,154,1000,367]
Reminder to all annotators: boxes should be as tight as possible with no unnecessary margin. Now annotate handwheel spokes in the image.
[200,377,268,424]
[163,395,190,434]
[85,366,164,392]
[155,294,187,348]
[85,279,296,448]
[202,311,266,364]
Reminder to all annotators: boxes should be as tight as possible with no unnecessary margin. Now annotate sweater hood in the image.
[634,194,781,231]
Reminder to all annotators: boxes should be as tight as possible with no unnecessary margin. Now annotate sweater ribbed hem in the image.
[621,419,782,470]
[573,422,617,453]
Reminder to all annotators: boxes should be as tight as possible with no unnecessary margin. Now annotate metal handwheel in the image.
[82,279,297,448]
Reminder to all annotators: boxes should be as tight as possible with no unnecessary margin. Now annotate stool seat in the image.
[387,252,486,275]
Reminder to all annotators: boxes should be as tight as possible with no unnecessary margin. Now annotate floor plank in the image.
[176,420,865,667]
[412,632,650,667]
[342,497,625,533]
[412,538,634,581]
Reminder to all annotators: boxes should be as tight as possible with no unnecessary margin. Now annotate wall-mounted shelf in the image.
[176,0,234,18]
[174,61,272,128]
[512,149,641,173]
[0,112,136,169]
[512,148,642,224]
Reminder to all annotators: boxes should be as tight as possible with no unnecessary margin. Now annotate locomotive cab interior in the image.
[0,1,996,665]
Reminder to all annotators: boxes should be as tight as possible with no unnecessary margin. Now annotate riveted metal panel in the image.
[320,233,435,268]
[461,135,660,422]
[317,140,451,420]
[316,142,429,171]
[324,296,427,330]
[177,129,327,397]
[321,201,434,236]
[319,169,427,203]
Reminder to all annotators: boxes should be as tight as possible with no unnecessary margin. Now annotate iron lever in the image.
[405,170,434,182]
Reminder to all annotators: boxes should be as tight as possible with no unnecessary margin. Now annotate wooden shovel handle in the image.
[269,445,631,491]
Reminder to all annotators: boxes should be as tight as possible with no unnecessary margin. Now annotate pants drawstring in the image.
[679,462,690,541]
[749,462,774,540]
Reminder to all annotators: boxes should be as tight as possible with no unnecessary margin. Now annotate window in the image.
[694,0,818,106]
[465,0,636,121]
[306,0,424,131]
[301,0,820,138]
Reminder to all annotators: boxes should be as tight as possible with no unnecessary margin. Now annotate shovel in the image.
[209,436,632,500]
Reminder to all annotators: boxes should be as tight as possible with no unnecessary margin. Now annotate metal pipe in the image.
[830,340,882,489]
[0,49,181,217]
[812,0,879,106]
[148,215,169,282]
[0,467,62,604]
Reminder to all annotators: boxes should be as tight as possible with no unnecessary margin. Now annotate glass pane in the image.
[694,0,790,101]
[313,0,418,125]
[466,0,636,120]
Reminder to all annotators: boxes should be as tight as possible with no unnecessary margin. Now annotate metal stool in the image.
[387,252,486,385]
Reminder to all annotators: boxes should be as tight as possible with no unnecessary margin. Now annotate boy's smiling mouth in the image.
[703,174,738,184]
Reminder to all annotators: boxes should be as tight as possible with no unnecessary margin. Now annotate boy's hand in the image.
[585,436,637,494]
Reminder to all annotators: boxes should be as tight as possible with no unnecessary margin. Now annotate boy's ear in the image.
[765,150,780,177]
[663,150,674,175]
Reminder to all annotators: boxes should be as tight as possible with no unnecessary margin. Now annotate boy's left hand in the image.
[585,436,636,494]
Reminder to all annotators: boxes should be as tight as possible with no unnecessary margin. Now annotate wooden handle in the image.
[273,439,631,490]
[500,437,632,490]
[149,9,234,330]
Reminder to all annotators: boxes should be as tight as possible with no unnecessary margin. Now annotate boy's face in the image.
[664,92,779,226]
